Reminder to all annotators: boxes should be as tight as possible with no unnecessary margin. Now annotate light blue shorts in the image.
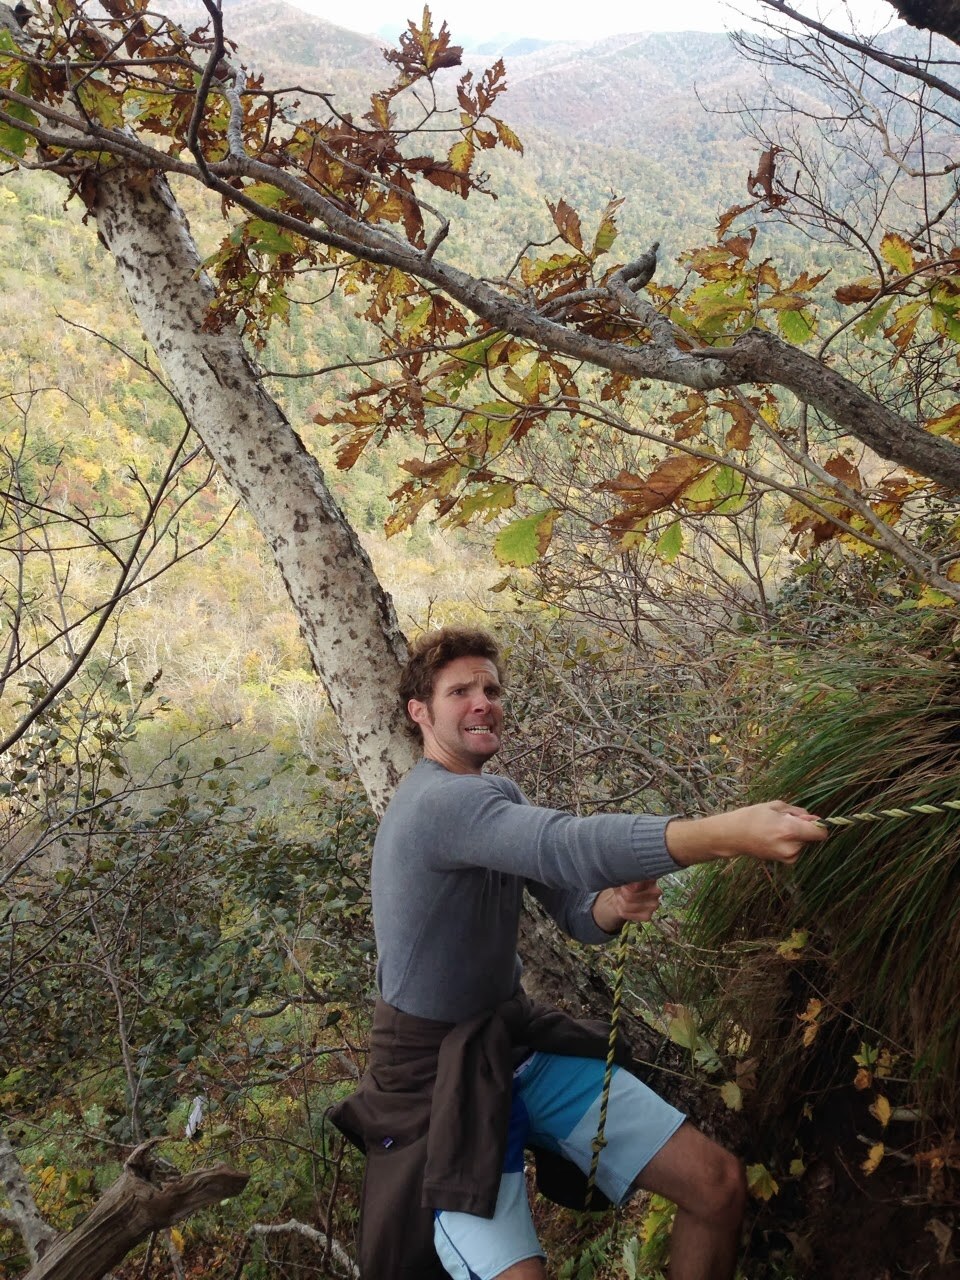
[433,1051,685,1280]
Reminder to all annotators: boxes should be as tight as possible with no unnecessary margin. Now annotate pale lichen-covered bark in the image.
[87,164,416,816]
[0,1127,56,1264]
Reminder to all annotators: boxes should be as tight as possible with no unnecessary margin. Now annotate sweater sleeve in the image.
[525,881,612,945]
[423,770,680,889]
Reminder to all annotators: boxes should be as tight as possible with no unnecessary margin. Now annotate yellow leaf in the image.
[448,137,475,173]
[746,1163,780,1201]
[665,1005,698,1050]
[854,1067,873,1091]
[869,1095,892,1129]
[720,1081,743,1111]
[170,1228,185,1253]
[862,1142,885,1175]
[879,232,915,275]
[494,118,523,152]
[776,928,809,960]
[917,586,955,608]
[798,997,823,1046]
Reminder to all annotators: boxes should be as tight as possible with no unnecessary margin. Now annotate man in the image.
[331,627,826,1280]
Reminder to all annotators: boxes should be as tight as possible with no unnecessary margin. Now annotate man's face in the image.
[407,655,504,775]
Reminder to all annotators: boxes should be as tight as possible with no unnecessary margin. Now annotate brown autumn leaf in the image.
[723,232,756,260]
[835,281,881,304]
[824,454,863,491]
[597,455,709,519]
[716,201,756,240]
[720,398,754,451]
[334,434,372,470]
[547,198,584,252]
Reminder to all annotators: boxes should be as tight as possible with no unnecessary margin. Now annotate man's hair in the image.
[399,626,503,742]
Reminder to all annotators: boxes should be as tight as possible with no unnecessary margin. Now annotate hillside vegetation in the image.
[3,4,960,1279]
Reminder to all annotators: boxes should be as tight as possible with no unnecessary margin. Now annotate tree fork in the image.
[79,157,727,1131]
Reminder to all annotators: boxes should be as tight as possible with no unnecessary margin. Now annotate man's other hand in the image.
[592,879,663,933]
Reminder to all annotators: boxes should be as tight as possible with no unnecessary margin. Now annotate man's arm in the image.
[664,800,826,867]
[592,801,826,934]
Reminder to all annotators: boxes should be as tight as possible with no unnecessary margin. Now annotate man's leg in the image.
[632,1121,746,1280]
[517,1053,744,1280]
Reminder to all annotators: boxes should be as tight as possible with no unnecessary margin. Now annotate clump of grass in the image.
[687,629,960,1120]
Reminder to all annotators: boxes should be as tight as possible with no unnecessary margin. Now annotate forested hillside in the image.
[2,2,960,1278]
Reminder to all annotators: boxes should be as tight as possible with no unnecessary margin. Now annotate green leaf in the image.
[453,482,517,525]
[714,465,749,514]
[441,334,502,395]
[77,79,124,129]
[853,298,894,340]
[682,467,721,506]
[0,121,28,158]
[242,181,287,209]
[776,928,809,959]
[778,307,813,345]
[666,1005,698,1049]
[621,1237,639,1279]
[879,232,915,275]
[399,296,432,337]
[493,509,556,567]
[746,1163,780,1201]
[247,219,301,256]
[0,65,37,158]
[655,521,683,564]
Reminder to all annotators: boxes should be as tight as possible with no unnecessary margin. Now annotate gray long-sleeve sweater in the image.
[372,759,680,1022]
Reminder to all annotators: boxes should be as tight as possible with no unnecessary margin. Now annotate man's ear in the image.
[407,698,431,729]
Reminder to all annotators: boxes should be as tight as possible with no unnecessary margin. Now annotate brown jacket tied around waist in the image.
[328,990,636,1280]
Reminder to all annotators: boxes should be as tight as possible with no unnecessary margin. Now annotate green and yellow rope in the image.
[817,798,960,827]
[584,920,633,1210]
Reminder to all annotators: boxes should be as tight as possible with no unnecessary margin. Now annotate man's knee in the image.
[634,1122,747,1226]
[691,1144,747,1226]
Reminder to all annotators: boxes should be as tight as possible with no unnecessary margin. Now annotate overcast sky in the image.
[289,0,898,44]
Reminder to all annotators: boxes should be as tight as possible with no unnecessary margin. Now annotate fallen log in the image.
[23,1139,248,1280]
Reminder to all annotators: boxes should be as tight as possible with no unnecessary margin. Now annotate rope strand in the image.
[818,798,960,827]
[584,921,632,1210]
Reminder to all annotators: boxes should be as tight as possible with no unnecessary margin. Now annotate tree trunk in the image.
[23,1141,248,1280]
[85,163,416,818]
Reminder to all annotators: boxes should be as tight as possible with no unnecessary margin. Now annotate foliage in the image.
[0,0,958,607]
[3,0,960,1274]
[0,665,377,1272]
[685,608,960,1129]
